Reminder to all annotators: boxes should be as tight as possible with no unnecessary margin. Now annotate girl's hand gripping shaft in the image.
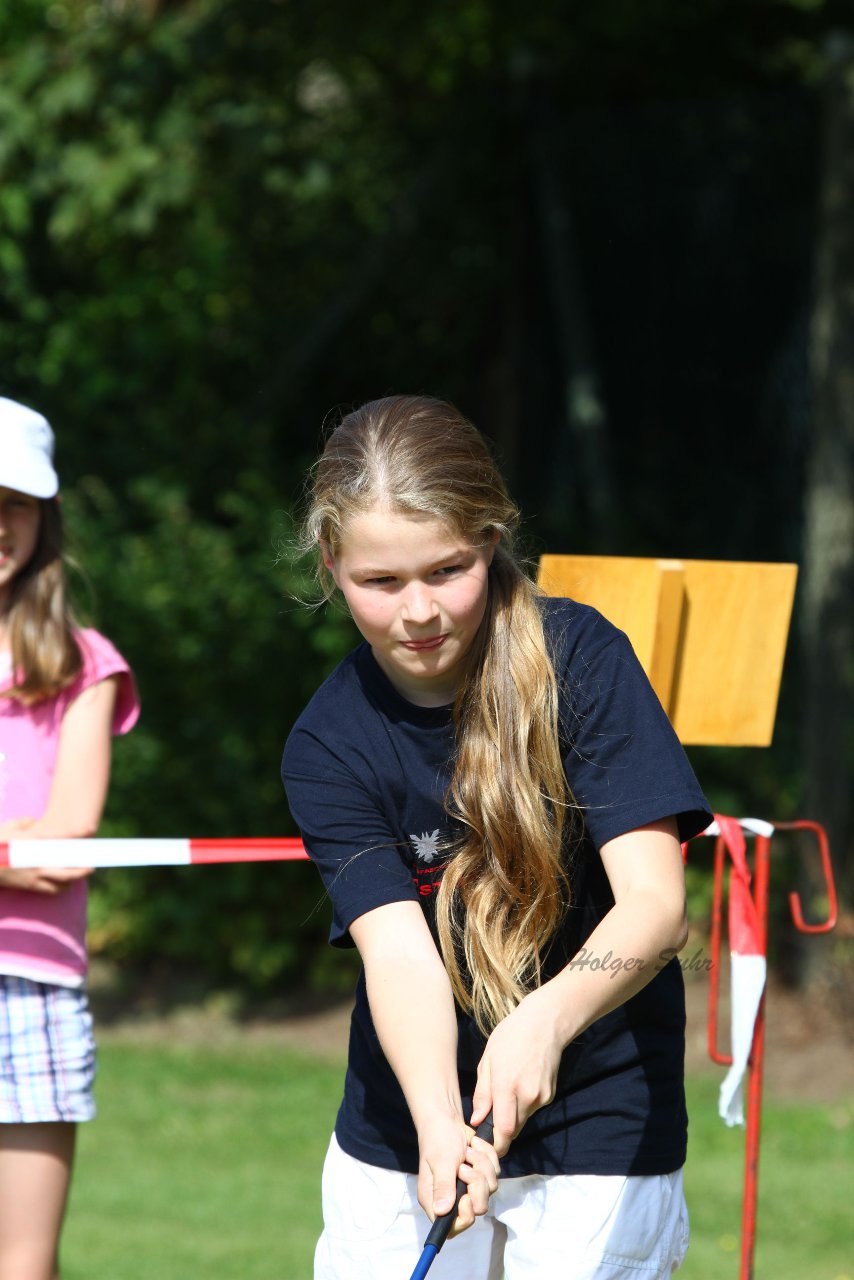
[408,1113,495,1280]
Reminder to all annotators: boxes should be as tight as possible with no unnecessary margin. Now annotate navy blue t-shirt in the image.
[282,597,711,1177]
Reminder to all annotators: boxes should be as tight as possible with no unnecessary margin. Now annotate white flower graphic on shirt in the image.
[410,830,441,863]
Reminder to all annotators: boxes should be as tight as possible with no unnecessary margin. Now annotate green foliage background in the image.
[1,0,849,995]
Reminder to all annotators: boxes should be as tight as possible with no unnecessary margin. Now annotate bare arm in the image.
[472,817,688,1153]
[350,900,498,1234]
[0,675,118,893]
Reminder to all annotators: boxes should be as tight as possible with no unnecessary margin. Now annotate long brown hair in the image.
[1,499,82,704]
[303,395,573,1032]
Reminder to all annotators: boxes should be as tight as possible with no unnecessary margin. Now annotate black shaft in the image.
[423,1112,495,1252]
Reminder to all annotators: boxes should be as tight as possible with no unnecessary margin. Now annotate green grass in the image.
[64,1037,344,1279]
[63,1042,853,1280]
[682,1077,853,1280]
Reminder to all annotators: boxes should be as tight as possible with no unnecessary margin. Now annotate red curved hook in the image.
[774,820,838,933]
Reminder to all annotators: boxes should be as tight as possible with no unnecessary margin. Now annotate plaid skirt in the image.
[0,975,96,1123]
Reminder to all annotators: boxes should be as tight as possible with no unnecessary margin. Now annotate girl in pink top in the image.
[0,396,139,1280]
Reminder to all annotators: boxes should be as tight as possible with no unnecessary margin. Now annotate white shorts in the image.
[315,1134,689,1280]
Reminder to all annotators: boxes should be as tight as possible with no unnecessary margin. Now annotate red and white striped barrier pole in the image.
[0,837,309,868]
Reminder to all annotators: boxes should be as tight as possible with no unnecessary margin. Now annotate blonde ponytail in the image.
[441,546,570,1032]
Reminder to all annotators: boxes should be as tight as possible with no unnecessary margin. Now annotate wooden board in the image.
[537,555,798,746]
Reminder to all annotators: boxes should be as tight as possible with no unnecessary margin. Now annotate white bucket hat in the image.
[0,396,60,498]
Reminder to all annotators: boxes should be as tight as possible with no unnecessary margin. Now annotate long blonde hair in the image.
[303,395,572,1033]
[1,499,82,704]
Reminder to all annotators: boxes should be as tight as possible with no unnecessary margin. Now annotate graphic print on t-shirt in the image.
[409,829,447,898]
[409,830,441,862]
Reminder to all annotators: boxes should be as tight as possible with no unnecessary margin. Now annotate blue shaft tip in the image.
[408,1243,438,1280]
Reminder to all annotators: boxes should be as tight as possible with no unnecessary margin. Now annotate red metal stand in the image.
[706,820,838,1279]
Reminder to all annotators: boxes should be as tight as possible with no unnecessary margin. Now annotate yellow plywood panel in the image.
[537,555,685,708]
[672,560,797,745]
[647,561,686,712]
[537,555,797,747]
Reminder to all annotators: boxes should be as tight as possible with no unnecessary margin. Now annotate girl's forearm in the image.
[352,901,465,1129]
[3,815,95,839]
[363,951,464,1130]
[543,890,688,1047]
[472,825,689,1152]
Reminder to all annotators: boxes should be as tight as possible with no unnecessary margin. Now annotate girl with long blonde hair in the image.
[283,395,710,1280]
[0,396,139,1280]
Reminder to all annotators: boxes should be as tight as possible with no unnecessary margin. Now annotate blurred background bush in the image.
[1,0,851,1002]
